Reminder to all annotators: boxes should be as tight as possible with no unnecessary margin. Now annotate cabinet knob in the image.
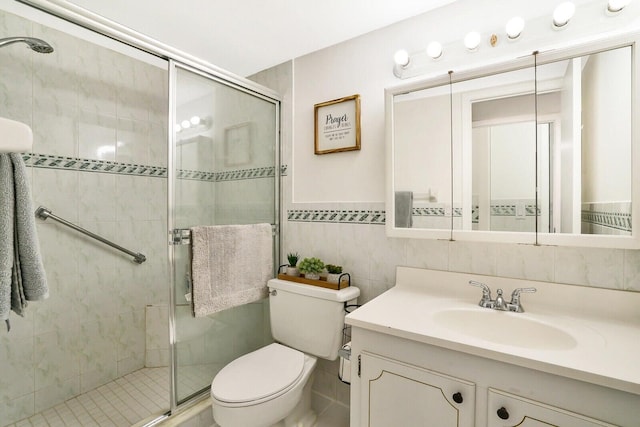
[452,392,463,404]
[497,406,510,420]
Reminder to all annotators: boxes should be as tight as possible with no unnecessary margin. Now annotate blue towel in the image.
[0,153,48,331]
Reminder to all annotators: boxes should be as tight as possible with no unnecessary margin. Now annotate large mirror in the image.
[386,36,638,248]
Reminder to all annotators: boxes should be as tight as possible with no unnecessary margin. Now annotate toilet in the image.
[210,278,360,427]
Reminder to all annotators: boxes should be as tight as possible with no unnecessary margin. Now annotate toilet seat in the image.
[211,343,305,406]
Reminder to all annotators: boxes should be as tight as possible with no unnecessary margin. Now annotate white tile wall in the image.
[0,10,169,426]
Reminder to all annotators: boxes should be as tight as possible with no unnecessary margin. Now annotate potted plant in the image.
[298,257,325,280]
[286,252,300,277]
[326,264,343,284]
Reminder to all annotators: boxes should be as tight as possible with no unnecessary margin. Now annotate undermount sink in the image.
[433,308,578,350]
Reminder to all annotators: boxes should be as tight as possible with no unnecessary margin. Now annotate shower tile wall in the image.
[0,10,168,425]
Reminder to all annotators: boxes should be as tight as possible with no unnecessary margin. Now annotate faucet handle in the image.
[509,287,537,312]
[469,280,493,307]
[511,287,537,299]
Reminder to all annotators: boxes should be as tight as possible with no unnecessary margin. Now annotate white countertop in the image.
[346,267,640,395]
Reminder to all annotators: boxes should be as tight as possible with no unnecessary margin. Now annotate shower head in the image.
[0,37,54,54]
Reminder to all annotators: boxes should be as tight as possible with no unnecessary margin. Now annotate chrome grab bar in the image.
[35,206,146,264]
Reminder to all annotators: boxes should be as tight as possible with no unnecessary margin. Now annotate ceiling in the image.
[65,0,456,77]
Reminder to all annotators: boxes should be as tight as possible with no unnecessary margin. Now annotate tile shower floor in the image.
[7,366,215,427]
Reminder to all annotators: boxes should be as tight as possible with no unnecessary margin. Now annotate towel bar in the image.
[170,224,278,245]
[35,206,146,264]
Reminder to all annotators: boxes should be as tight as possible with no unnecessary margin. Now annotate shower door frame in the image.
[168,60,281,410]
[16,0,282,419]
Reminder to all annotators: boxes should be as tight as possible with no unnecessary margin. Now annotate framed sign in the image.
[314,94,361,155]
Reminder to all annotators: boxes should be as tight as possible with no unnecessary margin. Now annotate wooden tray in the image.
[277,273,349,290]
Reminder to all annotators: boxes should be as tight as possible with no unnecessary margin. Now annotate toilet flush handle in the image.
[269,289,277,296]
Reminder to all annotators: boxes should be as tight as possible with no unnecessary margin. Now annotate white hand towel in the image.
[190,223,273,317]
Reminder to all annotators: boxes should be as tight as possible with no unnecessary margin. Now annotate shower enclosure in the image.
[169,64,279,407]
[0,2,280,426]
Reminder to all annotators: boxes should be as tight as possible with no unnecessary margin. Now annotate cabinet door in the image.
[487,388,618,427]
[359,352,475,427]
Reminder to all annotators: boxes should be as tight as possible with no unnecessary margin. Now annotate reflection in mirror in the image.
[536,46,632,236]
[393,84,452,230]
[457,65,537,232]
[388,39,636,247]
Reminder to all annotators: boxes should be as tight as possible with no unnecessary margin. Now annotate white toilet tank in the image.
[268,278,359,360]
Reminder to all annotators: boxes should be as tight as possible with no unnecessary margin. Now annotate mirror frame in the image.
[386,33,640,249]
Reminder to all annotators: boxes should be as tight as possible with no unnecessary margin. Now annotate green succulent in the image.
[287,252,300,267]
[326,264,343,274]
[298,257,325,274]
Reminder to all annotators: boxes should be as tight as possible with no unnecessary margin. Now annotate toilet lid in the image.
[211,343,305,404]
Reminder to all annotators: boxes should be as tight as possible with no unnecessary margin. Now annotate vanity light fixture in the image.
[176,116,210,133]
[393,49,410,68]
[607,0,631,13]
[426,41,443,59]
[552,2,576,28]
[505,16,525,40]
[464,31,481,51]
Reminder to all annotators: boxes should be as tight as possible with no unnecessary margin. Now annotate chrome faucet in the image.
[493,289,507,310]
[468,281,536,312]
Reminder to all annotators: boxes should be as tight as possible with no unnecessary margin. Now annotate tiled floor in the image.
[316,403,349,427]
[8,367,349,427]
[6,368,169,427]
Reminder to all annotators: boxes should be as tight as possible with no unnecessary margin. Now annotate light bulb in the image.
[393,50,410,67]
[190,116,201,126]
[426,41,443,60]
[464,32,481,51]
[175,123,182,132]
[607,0,631,13]
[553,2,575,28]
[506,16,525,40]
[181,119,191,129]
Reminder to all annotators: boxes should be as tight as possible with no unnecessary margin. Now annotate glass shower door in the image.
[169,63,279,406]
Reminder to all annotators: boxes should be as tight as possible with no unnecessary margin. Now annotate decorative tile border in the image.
[489,204,539,217]
[581,202,632,233]
[413,207,445,216]
[22,153,167,177]
[22,153,287,182]
[412,207,462,217]
[287,209,385,225]
[287,207,468,225]
[582,211,632,232]
[470,204,539,224]
[178,165,287,182]
[288,205,634,234]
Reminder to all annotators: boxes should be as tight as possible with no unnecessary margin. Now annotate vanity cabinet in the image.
[354,337,630,427]
[347,267,640,427]
[487,388,616,427]
[359,352,475,426]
